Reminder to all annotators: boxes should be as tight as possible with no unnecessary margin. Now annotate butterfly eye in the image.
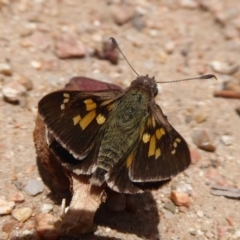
[143,76,158,97]
[153,85,158,97]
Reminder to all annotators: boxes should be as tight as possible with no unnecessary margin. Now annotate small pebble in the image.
[54,33,86,59]
[30,60,42,70]
[164,40,175,54]
[20,31,52,50]
[226,215,235,227]
[12,207,32,222]
[111,6,134,25]
[205,231,214,239]
[35,213,59,240]
[189,228,197,236]
[8,230,18,239]
[215,9,239,26]
[171,191,190,207]
[224,26,239,40]
[172,181,192,194]
[11,219,50,239]
[221,135,233,146]
[132,13,146,31]
[196,210,204,218]
[196,229,204,236]
[179,0,198,9]
[164,210,174,219]
[232,229,240,239]
[13,228,37,239]
[194,112,208,123]
[233,17,240,30]
[0,198,15,215]
[40,203,53,213]
[18,26,34,37]
[178,206,188,213]
[25,165,36,173]
[128,36,143,48]
[24,179,44,196]
[158,50,168,64]
[2,81,27,103]
[210,61,239,75]
[91,33,102,43]
[205,167,226,185]
[198,0,215,11]
[9,192,25,203]
[135,6,147,16]
[192,128,216,152]
[2,219,17,234]
[163,201,177,213]
[12,74,33,91]
[149,29,158,37]
[13,181,24,191]
[0,62,12,76]
[190,149,201,164]
[223,78,240,92]
[217,226,230,238]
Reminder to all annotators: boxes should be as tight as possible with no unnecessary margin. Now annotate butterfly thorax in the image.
[92,82,153,185]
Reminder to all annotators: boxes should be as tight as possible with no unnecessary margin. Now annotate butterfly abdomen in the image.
[91,88,150,186]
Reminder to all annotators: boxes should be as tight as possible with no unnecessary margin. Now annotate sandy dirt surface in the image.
[0,0,240,239]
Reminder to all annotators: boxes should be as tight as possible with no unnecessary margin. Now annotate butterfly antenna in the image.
[110,37,139,77]
[157,74,217,83]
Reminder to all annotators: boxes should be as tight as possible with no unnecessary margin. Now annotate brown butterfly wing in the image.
[129,101,191,182]
[38,89,122,160]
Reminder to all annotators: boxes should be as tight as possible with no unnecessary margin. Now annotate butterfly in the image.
[38,74,192,194]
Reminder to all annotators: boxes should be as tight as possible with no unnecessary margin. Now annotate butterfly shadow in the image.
[93,192,160,239]
[56,192,160,240]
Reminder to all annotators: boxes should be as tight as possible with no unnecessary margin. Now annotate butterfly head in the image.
[131,75,158,97]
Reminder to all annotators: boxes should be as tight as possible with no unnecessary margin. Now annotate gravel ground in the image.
[0,0,240,239]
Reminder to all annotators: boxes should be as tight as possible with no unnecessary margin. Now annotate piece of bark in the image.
[54,175,104,235]
[214,90,240,99]
[33,115,71,198]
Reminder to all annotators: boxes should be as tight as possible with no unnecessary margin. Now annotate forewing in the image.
[129,101,191,182]
[38,89,121,160]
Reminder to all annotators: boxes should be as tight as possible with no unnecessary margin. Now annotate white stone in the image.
[40,203,53,213]
[2,81,26,102]
[221,135,233,146]
[0,197,15,215]
[0,63,12,76]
